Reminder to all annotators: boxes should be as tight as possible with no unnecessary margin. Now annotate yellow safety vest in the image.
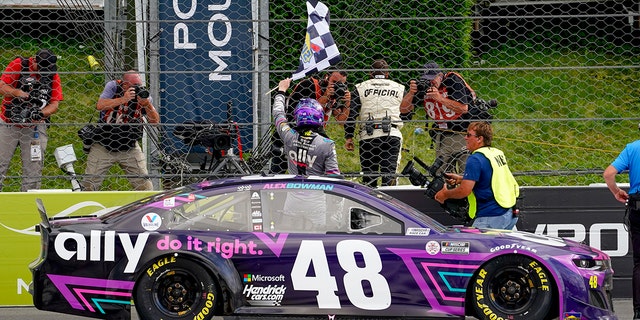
[468,147,519,219]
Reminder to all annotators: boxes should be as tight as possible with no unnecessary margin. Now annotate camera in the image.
[7,102,41,124]
[174,120,231,151]
[468,98,498,120]
[78,124,99,153]
[8,77,48,123]
[133,85,150,99]
[332,81,347,100]
[416,79,433,94]
[402,156,470,223]
[411,79,434,101]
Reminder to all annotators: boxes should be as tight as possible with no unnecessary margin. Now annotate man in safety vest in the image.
[433,121,519,229]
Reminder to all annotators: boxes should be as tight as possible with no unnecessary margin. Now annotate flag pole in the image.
[264,85,279,95]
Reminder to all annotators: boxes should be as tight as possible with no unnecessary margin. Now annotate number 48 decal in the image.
[290,239,391,310]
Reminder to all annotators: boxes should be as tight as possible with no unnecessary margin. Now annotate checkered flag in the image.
[291,0,342,81]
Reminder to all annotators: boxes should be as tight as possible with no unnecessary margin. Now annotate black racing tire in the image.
[134,257,219,320]
[471,255,554,320]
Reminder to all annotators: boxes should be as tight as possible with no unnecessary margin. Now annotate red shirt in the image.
[1,57,64,121]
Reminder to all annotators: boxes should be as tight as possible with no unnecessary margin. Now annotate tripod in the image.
[207,148,252,178]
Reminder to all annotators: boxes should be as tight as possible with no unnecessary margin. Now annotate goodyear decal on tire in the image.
[473,268,506,320]
[194,292,215,320]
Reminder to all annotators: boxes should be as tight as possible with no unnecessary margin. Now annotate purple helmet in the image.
[294,98,324,127]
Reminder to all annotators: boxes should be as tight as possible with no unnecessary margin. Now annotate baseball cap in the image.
[420,61,442,80]
[36,49,57,73]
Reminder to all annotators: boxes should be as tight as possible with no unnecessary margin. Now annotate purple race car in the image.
[29,175,616,320]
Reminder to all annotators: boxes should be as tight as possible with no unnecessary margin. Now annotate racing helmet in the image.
[294,98,324,127]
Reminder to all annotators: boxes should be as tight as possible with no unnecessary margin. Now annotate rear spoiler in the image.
[35,198,51,232]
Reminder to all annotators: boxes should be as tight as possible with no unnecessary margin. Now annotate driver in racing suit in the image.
[272,78,341,231]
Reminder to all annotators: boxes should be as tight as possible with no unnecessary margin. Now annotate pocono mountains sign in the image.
[158,0,253,149]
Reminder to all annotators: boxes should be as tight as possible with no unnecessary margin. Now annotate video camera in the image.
[174,121,231,151]
[402,156,470,223]
[8,77,48,124]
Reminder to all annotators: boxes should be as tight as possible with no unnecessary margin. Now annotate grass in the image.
[1,37,639,190]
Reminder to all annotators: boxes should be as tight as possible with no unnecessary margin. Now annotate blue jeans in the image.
[472,208,518,230]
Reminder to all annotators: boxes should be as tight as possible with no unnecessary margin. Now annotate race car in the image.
[29,175,616,320]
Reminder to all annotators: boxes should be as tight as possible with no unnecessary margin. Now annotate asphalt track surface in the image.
[0,299,634,320]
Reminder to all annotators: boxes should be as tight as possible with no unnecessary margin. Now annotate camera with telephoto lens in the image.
[468,98,498,120]
[411,79,434,101]
[332,81,347,100]
[8,77,47,124]
[402,156,470,223]
[133,85,150,99]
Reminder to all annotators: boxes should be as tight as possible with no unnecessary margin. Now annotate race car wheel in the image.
[471,255,554,320]
[134,257,219,320]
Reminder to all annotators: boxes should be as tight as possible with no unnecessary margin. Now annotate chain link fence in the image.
[0,0,638,191]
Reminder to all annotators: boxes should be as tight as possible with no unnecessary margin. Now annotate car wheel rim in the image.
[489,266,534,313]
[154,270,200,314]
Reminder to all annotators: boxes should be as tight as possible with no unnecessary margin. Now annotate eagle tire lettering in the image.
[472,255,553,320]
[134,257,218,320]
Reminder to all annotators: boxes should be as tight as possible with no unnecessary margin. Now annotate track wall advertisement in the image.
[0,191,155,306]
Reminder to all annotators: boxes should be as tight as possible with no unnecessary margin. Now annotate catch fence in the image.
[0,0,638,191]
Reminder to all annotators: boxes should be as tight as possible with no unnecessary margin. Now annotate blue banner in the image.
[159,0,253,153]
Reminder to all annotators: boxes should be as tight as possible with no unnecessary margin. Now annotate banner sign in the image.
[0,191,155,306]
[159,0,254,152]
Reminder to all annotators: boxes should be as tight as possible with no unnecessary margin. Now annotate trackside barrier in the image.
[0,190,156,306]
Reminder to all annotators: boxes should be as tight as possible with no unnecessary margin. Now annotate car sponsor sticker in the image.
[243,284,286,306]
[425,240,440,255]
[406,228,430,236]
[141,213,161,231]
[244,274,286,283]
[163,197,176,208]
[440,241,470,255]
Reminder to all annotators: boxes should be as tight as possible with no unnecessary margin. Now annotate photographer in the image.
[0,49,63,191]
[270,70,350,174]
[403,61,478,174]
[81,71,159,191]
[434,122,519,230]
[345,59,412,187]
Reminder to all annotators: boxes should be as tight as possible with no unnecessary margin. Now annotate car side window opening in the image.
[164,191,251,231]
[261,189,402,235]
